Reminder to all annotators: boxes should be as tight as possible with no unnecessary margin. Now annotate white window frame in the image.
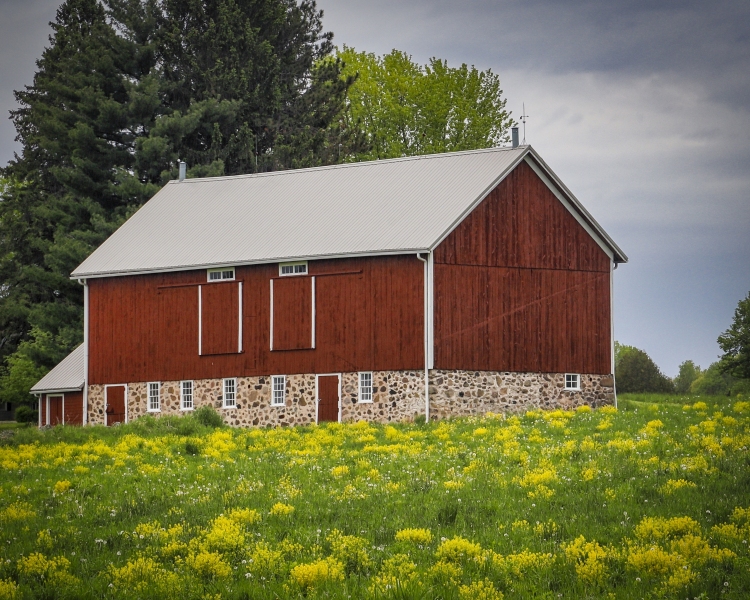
[564,373,581,391]
[223,378,237,408]
[147,382,161,412]
[358,372,373,403]
[279,261,308,276]
[271,375,286,406]
[180,380,194,411]
[207,267,235,282]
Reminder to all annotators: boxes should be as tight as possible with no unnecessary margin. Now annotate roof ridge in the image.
[170,145,529,185]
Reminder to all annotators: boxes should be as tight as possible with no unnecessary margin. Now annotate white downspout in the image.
[417,253,430,422]
[611,261,617,409]
[79,279,89,425]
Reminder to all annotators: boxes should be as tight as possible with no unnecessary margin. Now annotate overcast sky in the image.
[1,0,749,376]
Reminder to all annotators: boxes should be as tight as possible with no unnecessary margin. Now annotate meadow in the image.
[1,395,749,599]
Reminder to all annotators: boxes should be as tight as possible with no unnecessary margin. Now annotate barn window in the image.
[180,381,193,410]
[207,267,235,281]
[148,382,161,411]
[359,372,373,403]
[270,276,315,350]
[4,402,11,412]
[223,378,237,408]
[271,375,286,406]
[564,374,580,390]
[279,261,307,276]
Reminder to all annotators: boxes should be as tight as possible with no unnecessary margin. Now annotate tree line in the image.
[615,291,750,396]
[0,0,514,408]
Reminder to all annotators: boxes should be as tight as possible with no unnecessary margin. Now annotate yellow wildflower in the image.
[289,557,344,589]
[458,578,504,600]
[269,502,295,516]
[395,528,433,545]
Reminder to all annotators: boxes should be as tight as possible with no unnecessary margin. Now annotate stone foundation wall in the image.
[86,370,614,427]
[429,371,614,419]
[340,371,425,423]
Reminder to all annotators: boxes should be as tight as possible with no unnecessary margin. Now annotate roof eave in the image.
[70,247,434,280]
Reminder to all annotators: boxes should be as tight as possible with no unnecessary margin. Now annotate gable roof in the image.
[72,146,626,279]
[30,345,84,393]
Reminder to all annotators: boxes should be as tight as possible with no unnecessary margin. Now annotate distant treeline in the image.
[616,291,750,396]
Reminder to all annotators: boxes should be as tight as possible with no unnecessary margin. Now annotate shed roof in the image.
[72,145,626,279]
[30,345,84,393]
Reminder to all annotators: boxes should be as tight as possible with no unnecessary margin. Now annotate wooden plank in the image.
[201,282,239,355]
[105,386,126,426]
[272,277,313,351]
[434,264,610,374]
[434,161,610,272]
[317,375,339,422]
[88,256,424,384]
[63,391,84,425]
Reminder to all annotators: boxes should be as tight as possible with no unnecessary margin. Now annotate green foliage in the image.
[614,342,674,393]
[338,46,514,160]
[14,405,38,423]
[673,360,702,393]
[690,361,737,396]
[718,291,750,380]
[194,405,225,428]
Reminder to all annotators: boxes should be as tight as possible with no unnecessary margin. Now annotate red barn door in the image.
[63,392,84,426]
[48,395,63,425]
[317,375,339,423]
[105,385,126,426]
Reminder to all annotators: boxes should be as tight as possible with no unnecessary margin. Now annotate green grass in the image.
[0,422,25,432]
[619,392,735,405]
[1,397,749,599]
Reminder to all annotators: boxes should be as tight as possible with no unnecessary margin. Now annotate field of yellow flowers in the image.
[1,396,749,599]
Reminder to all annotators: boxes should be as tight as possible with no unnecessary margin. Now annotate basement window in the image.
[271,375,286,406]
[279,261,308,276]
[359,372,373,403]
[180,381,193,411]
[207,267,235,281]
[223,378,237,408]
[564,374,580,391]
[148,382,161,412]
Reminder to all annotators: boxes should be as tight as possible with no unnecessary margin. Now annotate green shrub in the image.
[15,405,38,423]
[194,405,224,428]
[184,440,200,455]
[615,343,674,393]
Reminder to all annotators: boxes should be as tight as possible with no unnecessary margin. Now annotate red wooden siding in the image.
[435,161,610,273]
[63,391,84,425]
[201,281,239,355]
[272,277,313,350]
[434,159,612,374]
[88,255,423,384]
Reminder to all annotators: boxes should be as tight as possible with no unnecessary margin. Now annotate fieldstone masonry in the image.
[86,370,614,427]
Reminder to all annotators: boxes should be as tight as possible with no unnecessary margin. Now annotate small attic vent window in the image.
[207,268,235,281]
[279,262,307,276]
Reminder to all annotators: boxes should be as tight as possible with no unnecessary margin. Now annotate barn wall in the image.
[88,255,424,384]
[434,159,612,374]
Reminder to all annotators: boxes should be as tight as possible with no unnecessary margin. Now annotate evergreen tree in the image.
[718,291,750,380]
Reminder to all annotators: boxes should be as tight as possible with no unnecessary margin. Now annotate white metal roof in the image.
[31,344,84,393]
[72,145,626,279]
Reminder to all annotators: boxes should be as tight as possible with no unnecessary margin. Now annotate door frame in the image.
[314,373,341,424]
[104,384,128,426]
[47,394,64,426]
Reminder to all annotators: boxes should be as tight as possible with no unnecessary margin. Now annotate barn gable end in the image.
[433,158,612,375]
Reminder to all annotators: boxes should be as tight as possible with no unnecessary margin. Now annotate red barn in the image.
[33,145,626,426]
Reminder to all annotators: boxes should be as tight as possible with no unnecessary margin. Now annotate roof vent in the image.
[511,127,519,148]
[178,161,186,181]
